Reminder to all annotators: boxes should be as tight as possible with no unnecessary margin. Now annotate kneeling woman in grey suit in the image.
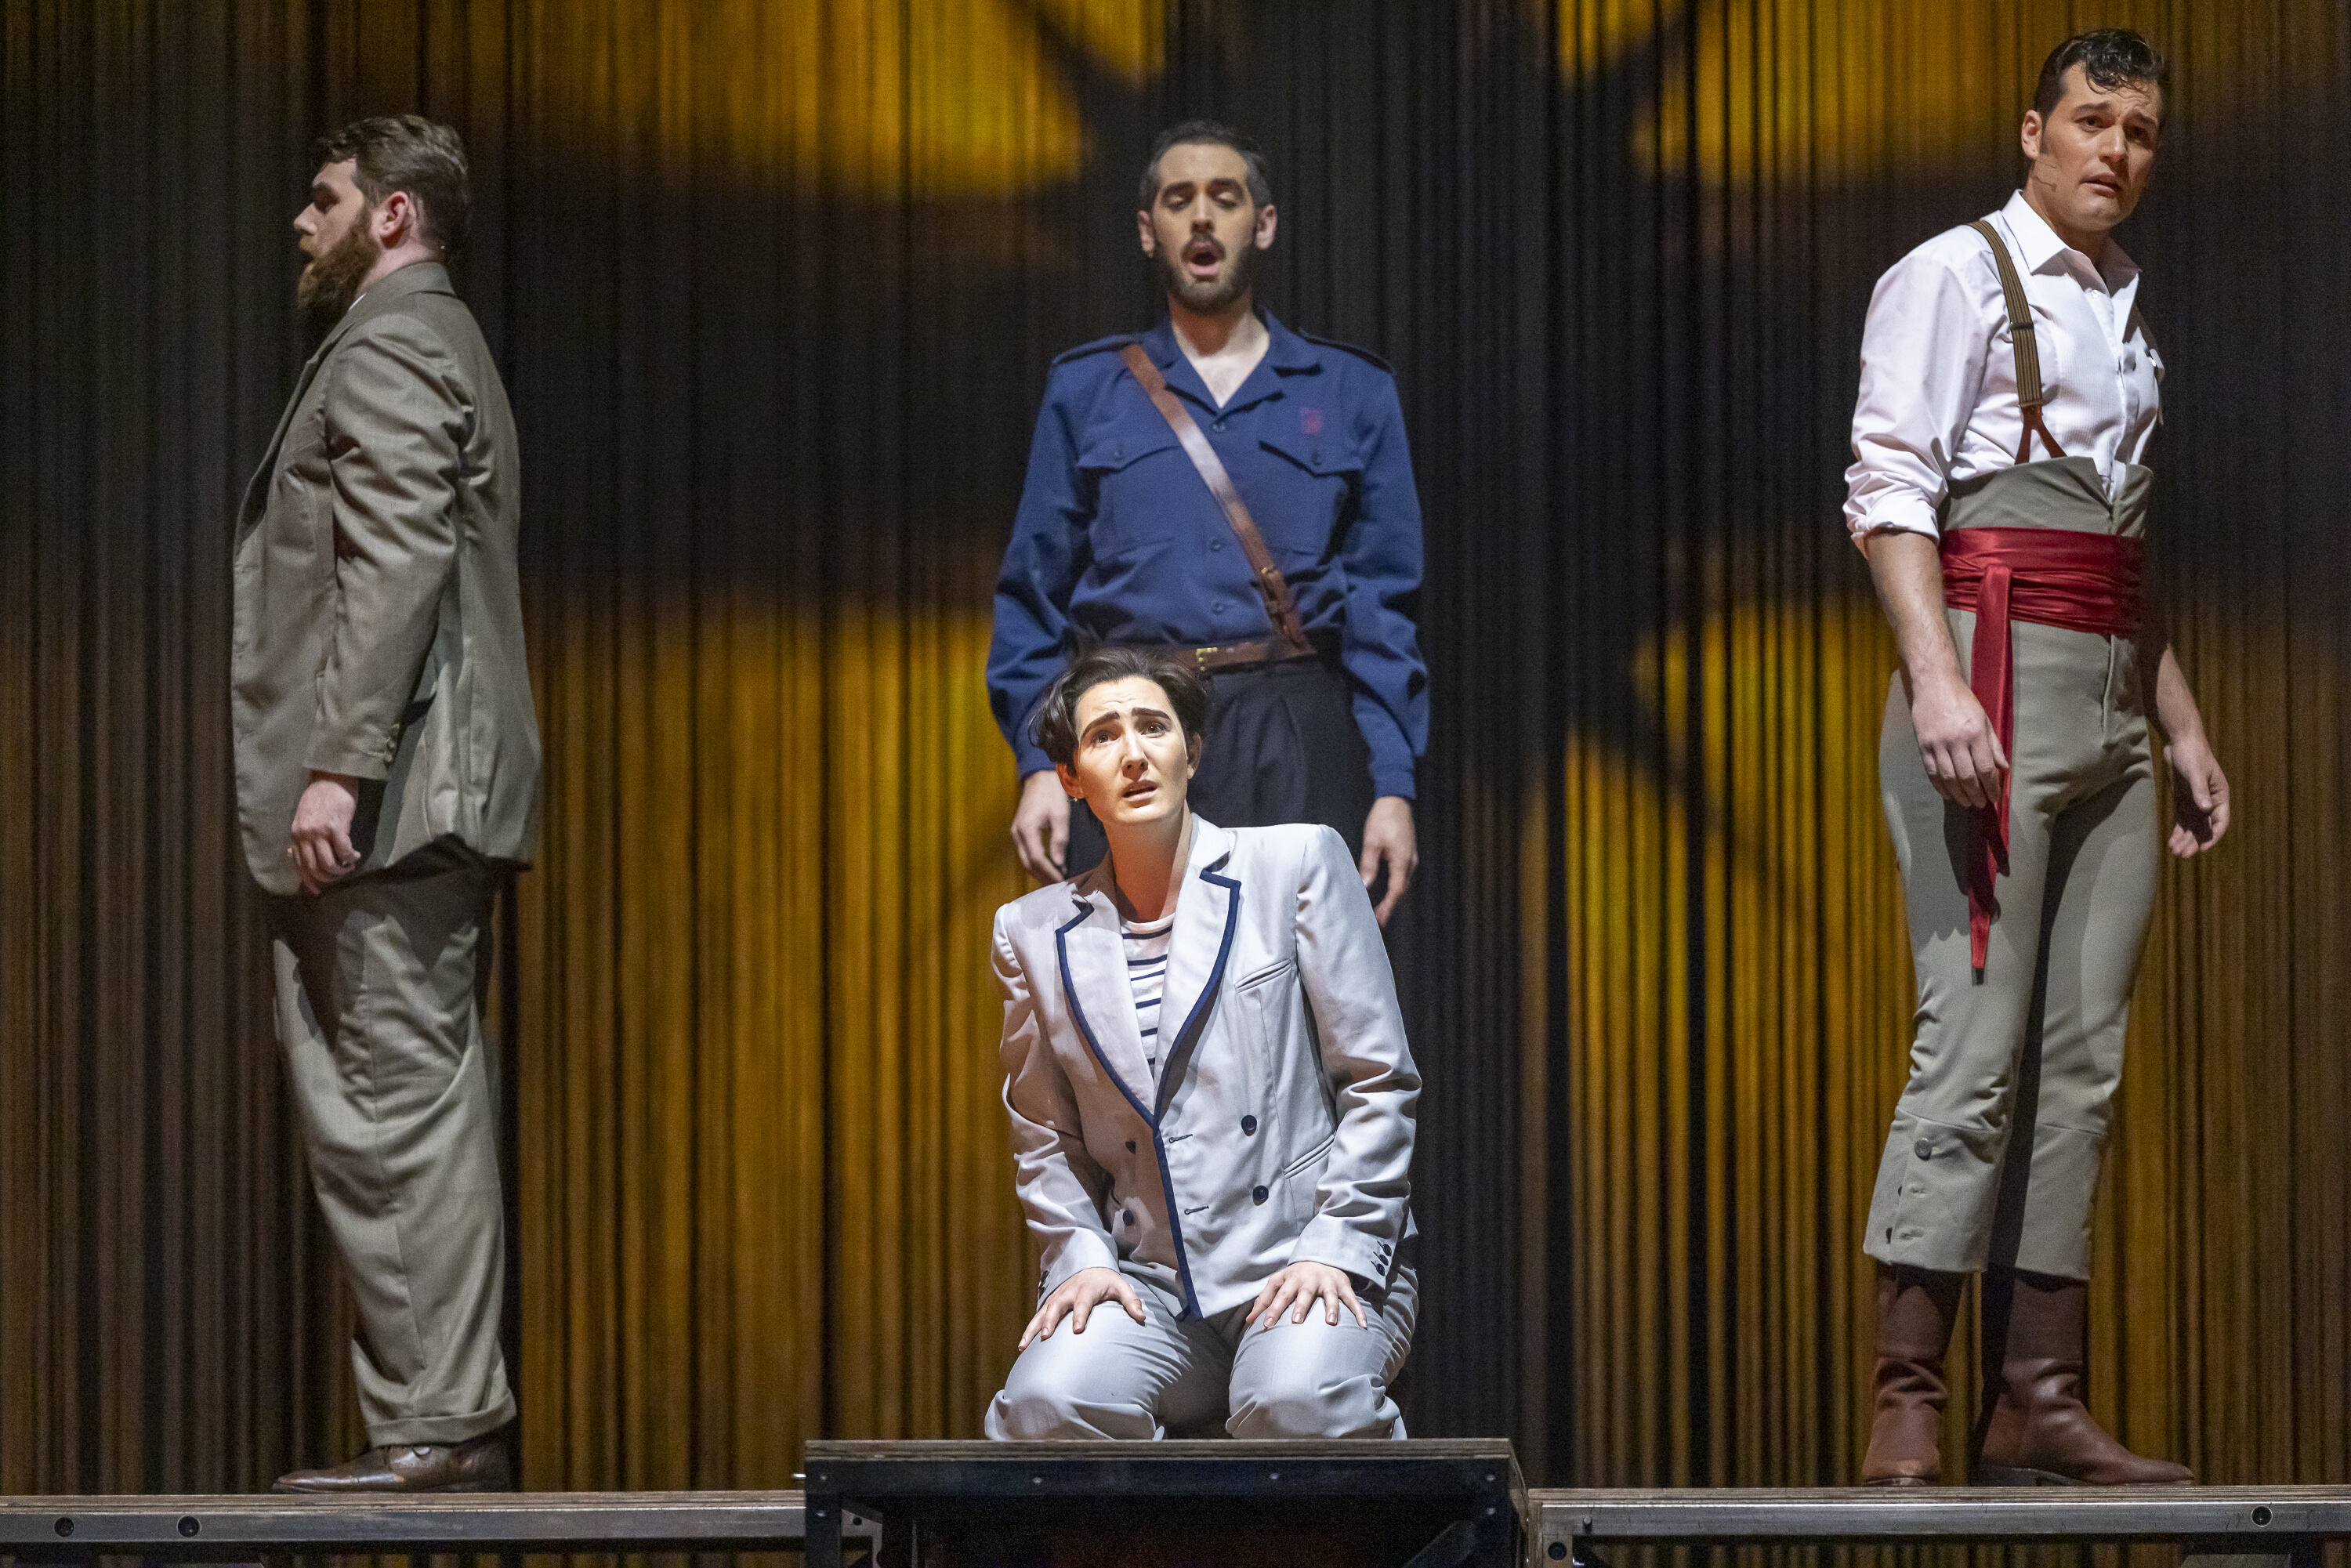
[985,646,1420,1440]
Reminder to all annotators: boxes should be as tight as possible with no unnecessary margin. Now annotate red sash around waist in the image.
[1938,527,2145,972]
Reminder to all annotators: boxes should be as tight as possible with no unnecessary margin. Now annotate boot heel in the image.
[1973,1464,2081,1487]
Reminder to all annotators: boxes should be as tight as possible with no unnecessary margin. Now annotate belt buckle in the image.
[1193,645,1218,672]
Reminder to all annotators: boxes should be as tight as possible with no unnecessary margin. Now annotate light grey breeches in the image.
[985,1263,1417,1440]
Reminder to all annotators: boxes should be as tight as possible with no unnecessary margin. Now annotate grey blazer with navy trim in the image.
[991,817,1419,1319]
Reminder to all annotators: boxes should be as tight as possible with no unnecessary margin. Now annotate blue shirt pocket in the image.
[1077,418,1187,563]
[1252,425,1364,561]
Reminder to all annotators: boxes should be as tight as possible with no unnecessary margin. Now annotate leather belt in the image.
[1166,639,1328,674]
[1939,525,2144,972]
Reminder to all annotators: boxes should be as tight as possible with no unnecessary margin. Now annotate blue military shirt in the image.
[987,311,1428,798]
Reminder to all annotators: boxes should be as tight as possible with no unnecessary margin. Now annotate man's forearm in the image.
[1866,530,1965,691]
[2150,645,2208,745]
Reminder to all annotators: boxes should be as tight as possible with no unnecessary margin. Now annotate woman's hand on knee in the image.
[1020,1266,1145,1349]
[1245,1261,1368,1330]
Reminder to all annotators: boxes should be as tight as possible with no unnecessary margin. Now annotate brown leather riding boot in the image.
[271,1429,513,1494]
[1973,1269,2193,1486]
[1860,1264,1964,1486]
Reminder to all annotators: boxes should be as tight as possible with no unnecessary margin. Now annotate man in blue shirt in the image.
[990,121,1428,922]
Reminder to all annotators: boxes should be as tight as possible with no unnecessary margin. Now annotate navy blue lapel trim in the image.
[1055,900,1153,1125]
[1054,895,1204,1318]
[1151,866,1242,1120]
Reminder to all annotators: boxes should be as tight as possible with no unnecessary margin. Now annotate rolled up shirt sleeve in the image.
[1844,249,1992,549]
[988,374,1092,780]
[1339,375,1427,800]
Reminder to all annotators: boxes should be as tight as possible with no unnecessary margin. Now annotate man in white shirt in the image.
[1845,29,2230,1487]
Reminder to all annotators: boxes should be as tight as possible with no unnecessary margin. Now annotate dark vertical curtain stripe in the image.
[3,0,2347,1501]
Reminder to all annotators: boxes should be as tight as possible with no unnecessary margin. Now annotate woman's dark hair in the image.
[2034,29,2168,121]
[1033,646,1211,768]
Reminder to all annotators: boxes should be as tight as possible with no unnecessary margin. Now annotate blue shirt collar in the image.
[1141,309,1321,373]
[1139,309,1320,414]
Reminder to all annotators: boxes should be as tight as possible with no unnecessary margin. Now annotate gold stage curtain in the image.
[1532,0,2351,1488]
[4,0,2348,1504]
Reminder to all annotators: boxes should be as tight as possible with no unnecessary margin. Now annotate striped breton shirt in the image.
[1122,913,1176,1082]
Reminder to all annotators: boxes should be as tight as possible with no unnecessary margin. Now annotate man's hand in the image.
[289,772,362,894]
[1359,796,1417,925]
[1010,769,1072,885]
[1865,531,2005,813]
[1244,1260,1367,1330]
[1018,1266,1145,1349]
[2163,731,2231,856]
[1907,671,2009,811]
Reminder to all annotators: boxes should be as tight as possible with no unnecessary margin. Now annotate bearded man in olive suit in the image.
[233,114,539,1494]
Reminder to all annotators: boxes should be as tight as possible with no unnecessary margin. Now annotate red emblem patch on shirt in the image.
[1302,407,1324,436]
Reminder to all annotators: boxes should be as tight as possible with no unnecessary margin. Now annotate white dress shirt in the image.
[1845,190,2163,545]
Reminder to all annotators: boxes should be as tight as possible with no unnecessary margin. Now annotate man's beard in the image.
[1154,235,1259,315]
[296,214,381,330]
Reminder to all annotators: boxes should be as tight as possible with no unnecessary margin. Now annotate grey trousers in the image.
[1867,610,2157,1281]
[268,840,516,1446]
[985,1263,1417,1440]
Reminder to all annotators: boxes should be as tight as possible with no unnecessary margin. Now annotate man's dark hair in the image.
[2033,28,2168,121]
[1033,646,1212,768]
[1138,120,1273,210]
[315,114,472,255]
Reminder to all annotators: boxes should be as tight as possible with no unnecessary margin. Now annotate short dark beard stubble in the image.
[297,212,382,330]
[1154,233,1260,317]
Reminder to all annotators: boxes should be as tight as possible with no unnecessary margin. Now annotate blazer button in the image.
[1241,1116,1258,1135]
[1914,1139,1933,1160]
[1252,1185,1269,1205]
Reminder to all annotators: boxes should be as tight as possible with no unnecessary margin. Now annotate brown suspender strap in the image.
[1118,342,1315,657]
[1966,219,2067,465]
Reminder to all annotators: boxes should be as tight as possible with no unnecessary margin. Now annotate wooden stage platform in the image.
[6,1442,2350,1567]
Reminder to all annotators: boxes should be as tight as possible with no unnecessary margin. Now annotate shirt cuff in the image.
[1289,1217,1396,1285]
[304,733,395,782]
[1036,1229,1120,1301]
[1369,758,1416,802]
[1847,494,1942,547]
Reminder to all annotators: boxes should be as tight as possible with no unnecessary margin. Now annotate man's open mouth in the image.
[1184,239,1223,277]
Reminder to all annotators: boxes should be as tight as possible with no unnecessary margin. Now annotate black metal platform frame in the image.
[9,1468,2351,1568]
[0,1491,860,1560]
[1530,1487,2351,1568]
[802,1438,1527,1568]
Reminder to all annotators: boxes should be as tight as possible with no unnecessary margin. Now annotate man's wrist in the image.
[1907,661,1973,704]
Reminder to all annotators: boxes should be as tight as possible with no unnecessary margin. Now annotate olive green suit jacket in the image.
[233,261,540,896]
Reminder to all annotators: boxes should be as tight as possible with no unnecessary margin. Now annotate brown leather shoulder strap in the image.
[1118,342,1313,656]
[1966,219,2066,464]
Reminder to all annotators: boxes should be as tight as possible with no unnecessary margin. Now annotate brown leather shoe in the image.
[1973,1269,2192,1486]
[1860,1265,1964,1486]
[271,1430,513,1494]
